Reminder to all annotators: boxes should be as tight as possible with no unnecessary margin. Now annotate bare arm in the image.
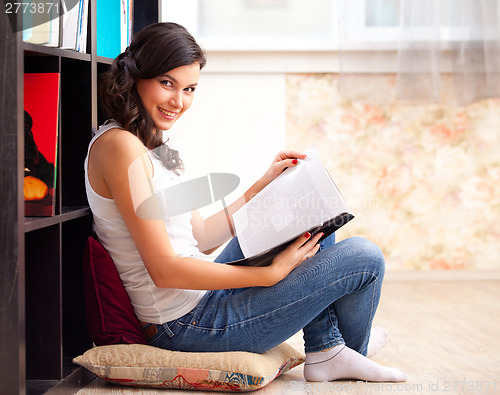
[89,131,319,290]
[192,150,308,254]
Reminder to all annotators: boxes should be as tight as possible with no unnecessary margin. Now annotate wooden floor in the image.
[76,281,500,394]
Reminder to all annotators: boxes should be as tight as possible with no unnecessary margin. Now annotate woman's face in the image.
[136,62,200,131]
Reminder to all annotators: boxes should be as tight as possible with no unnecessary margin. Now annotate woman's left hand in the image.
[260,150,307,186]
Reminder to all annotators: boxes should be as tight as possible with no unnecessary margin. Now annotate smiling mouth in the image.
[158,107,177,118]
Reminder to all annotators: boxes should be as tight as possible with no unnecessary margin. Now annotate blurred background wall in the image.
[162,0,500,274]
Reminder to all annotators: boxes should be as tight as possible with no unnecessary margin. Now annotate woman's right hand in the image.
[264,231,323,286]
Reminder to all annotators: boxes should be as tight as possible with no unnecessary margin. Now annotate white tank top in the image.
[84,121,206,324]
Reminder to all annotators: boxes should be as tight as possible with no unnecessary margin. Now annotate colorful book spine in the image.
[97,0,131,58]
[23,0,129,54]
[96,0,117,57]
[24,73,60,217]
[76,0,89,52]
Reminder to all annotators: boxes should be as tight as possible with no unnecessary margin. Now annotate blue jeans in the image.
[146,234,385,355]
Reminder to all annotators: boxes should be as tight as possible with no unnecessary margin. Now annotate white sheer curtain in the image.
[339,0,500,105]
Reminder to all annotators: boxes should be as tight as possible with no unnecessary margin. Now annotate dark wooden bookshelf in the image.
[0,1,159,393]
[24,207,91,233]
[95,55,114,65]
[23,42,91,61]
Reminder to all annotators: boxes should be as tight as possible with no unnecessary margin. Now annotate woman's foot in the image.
[367,327,389,358]
[303,344,407,382]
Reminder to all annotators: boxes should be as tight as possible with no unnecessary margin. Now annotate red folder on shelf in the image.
[24,73,60,216]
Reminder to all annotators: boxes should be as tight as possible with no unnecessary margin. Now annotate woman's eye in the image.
[160,80,172,87]
[185,87,196,93]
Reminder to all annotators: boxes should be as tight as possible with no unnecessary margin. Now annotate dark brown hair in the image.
[99,22,206,173]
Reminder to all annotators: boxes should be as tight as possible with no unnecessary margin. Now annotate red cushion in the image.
[82,236,146,345]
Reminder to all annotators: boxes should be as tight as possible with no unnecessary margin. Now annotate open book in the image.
[229,146,354,266]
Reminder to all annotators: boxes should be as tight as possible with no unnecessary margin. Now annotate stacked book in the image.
[22,0,133,57]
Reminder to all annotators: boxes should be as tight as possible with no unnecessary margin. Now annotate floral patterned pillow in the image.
[73,343,304,392]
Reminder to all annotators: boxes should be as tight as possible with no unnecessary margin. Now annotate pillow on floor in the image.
[73,343,304,392]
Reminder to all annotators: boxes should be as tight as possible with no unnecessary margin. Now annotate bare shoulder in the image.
[88,128,151,198]
[94,128,144,156]
[91,128,148,169]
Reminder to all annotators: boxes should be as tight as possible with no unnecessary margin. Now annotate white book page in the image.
[61,0,79,49]
[233,147,352,258]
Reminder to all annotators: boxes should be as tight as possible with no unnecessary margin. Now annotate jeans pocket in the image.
[146,322,175,349]
[178,290,214,326]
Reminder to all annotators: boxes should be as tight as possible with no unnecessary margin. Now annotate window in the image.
[340,0,400,44]
[162,0,499,51]
[162,0,339,50]
[160,0,499,74]
[342,0,499,44]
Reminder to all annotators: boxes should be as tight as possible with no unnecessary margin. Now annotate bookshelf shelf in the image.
[96,55,114,65]
[0,1,160,394]
[24,207,91,233]
[23,42,91,61]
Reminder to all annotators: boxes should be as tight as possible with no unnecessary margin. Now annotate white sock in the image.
[366,327,389,358]
[303,344,407,382]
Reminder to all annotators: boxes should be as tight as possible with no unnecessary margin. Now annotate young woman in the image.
[85,22,406,383]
